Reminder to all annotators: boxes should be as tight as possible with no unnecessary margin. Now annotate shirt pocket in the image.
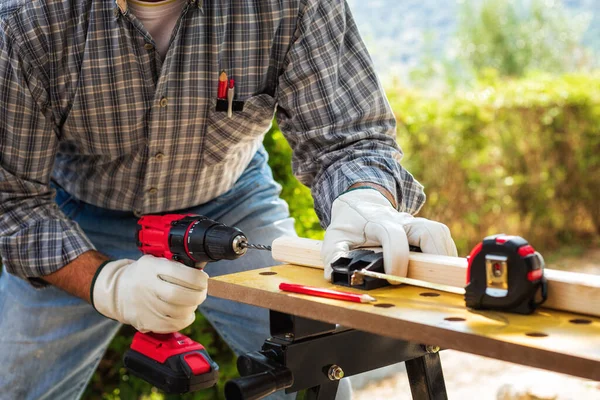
[203,93,277,166]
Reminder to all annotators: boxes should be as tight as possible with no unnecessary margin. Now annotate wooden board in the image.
[271,236,600,318]
[208,265,600,382]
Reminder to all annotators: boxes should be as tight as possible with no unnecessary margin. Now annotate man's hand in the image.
[91,255,208,333]
[321,188,457,281]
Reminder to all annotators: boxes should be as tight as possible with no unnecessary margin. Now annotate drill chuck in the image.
[232,235,250,255]
[187,218,247,261]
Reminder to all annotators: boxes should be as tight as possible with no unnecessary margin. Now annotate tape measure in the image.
[465,234,547,314]
[332,234,548,315]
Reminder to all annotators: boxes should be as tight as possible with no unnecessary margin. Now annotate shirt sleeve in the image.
[0,22,95,287]
[275,0,426,227]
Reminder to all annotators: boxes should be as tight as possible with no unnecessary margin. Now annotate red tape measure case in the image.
[465,235,547,314]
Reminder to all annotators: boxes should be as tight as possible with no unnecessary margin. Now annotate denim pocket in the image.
[53,184,83,220]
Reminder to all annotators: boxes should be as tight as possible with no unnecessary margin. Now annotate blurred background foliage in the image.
[455,0,593,76]
[88,0,599,398]
[389,71,600,253]
[410,0,597,88]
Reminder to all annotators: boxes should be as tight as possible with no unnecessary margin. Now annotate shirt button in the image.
[144,43,154,50]
[147,188,158,194]
[134,209,143,217]
[154,152,165,161]
[160,97,168,107]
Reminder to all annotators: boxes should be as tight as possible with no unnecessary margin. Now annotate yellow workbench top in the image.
[208,264,600,381]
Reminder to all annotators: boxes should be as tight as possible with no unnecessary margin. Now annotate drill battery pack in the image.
[123,332,219,394]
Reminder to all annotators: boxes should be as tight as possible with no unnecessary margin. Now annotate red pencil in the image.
[217,70,228,99]
[279,283,376,303]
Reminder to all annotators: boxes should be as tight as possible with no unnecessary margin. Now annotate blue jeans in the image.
[0,148,351,399]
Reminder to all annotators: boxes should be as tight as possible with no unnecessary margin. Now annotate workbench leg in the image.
[405,353,448,400]
[300,381,340,400]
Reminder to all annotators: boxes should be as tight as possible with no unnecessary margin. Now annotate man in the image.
[0,0,456,398]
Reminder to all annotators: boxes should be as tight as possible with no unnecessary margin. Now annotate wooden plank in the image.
[208,265,600,382]
[271,236,600,318]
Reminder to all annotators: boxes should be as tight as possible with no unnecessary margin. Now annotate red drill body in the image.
[137,214,248,267]
[126,214,254,394]
[137,214,192,262]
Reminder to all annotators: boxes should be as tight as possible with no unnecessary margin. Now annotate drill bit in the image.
[240,242,272,251]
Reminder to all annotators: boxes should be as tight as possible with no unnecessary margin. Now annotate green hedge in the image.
[388,72,600,253]
[262,127,324,240]
[88,72,600,399]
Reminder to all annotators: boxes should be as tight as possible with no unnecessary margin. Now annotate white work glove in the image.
[322,189,457,281]
[91,255,208,333]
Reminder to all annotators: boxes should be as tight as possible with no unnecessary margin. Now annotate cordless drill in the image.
[123,214,270,394]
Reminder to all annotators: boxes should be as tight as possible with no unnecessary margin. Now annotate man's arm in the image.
[274,0,456,281]
[43,251,109,302]
[0,22,208,333]
[0,22,97,289]
[275,0,425,226]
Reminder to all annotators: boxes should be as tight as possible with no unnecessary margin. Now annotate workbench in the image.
[208,264,600,399]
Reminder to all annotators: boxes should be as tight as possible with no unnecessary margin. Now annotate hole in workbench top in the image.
[525,332,548,337]
[569,318,592,325]
[259,272,277,276]
[420,292,440,297]
[374,303,395,308]
[444,317,466,322]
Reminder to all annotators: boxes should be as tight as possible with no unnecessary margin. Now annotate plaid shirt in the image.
[0,0,425,284]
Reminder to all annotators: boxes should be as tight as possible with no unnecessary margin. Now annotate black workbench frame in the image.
[225,311,448,400]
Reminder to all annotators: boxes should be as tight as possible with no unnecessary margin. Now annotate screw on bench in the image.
[327,365,344,381]
[423,345,440,354]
